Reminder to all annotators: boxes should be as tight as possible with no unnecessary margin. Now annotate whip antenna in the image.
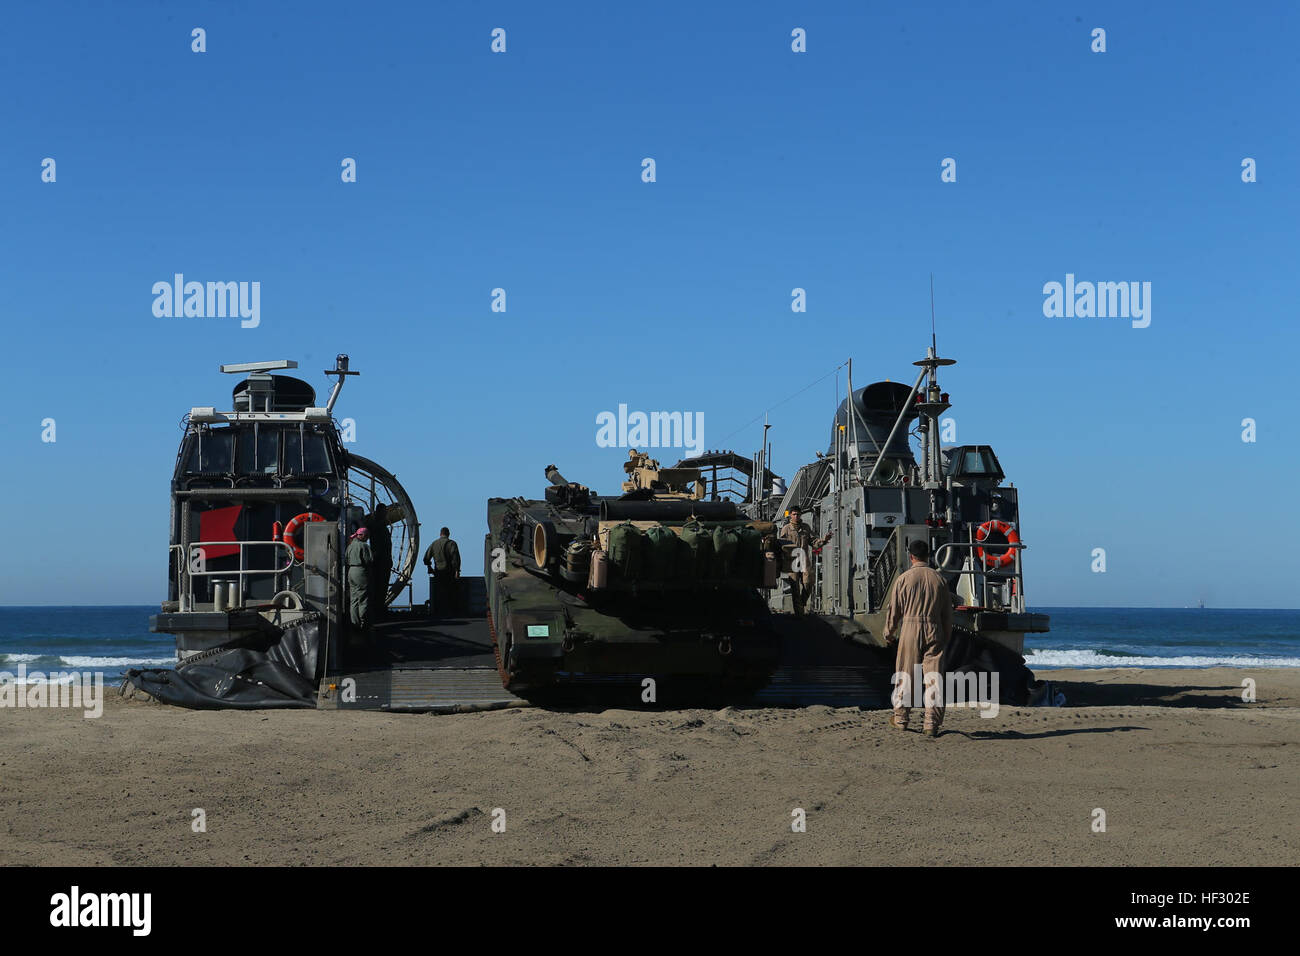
[930,273,937,352]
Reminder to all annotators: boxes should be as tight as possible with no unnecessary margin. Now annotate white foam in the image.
[1,674,82,686]
[0,655,174,673]
[57,656,175,668]
[1026,649,1300,669]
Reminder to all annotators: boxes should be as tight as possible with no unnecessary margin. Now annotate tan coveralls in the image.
[884,563,954,730]
[778,519,816,615]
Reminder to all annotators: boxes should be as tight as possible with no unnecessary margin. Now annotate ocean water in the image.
[0,605,1298,682]
[0,606,174,683]
[1026,607,1300,669]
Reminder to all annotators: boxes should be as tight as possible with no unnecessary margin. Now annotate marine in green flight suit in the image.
[423,527,461,616]
[346,527,374,633]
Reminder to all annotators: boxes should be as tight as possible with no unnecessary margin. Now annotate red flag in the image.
[198,505,242,558]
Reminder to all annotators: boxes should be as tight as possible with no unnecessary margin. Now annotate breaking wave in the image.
[0,653,175,670]
[1026,648,1300,669]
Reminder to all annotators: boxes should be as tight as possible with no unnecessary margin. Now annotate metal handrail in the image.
[709,474,750,500]
[169,543,186,605]
[869,526,900,610]
[182,540,296,609]
[932,540,1027,613]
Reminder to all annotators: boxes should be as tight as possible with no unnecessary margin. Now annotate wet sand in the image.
[1,667,1295,866]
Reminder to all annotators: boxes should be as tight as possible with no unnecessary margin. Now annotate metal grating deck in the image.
[325,666,521,712]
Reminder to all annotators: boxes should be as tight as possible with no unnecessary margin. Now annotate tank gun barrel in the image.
[544,464,569,486]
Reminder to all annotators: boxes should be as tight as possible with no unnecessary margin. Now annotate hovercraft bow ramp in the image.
[323,577,524,713]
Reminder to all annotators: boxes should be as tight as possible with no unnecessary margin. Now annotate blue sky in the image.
[1,1,1297,607]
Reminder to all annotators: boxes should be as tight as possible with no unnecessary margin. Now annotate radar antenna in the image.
[219,359,298,375]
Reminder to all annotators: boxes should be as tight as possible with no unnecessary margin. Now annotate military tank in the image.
[485,451,781,694]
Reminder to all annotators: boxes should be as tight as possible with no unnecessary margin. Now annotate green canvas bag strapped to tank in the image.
[735,524,763,583]
[678,520,714,579]
[643,523,679,582]
[712,525,741,580]
[608,522,646,579]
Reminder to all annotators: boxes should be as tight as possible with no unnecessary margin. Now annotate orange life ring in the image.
[975,519,1020,569]
[282,512,325,561]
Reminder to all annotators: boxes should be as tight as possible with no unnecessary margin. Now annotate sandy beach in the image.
[1,667,1295,866]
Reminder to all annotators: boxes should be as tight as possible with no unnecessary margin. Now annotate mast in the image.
[918,279,953,487]
[846,357,858,485]
[865,362,926,484]
[930,273,937,355]
[324,354,359,416]
[865,288,955,486]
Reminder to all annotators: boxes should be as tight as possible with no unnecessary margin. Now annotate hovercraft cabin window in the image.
[184,425,332,476]
[283,426,332,475]
[946,446,1004,479]
[185,428,234,474]
[236,426,280,474]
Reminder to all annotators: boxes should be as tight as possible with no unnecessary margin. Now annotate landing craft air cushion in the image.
[134,355,450,709]
[680,347,1051,664]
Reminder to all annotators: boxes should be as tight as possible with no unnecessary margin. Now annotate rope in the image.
[716,360,849,447]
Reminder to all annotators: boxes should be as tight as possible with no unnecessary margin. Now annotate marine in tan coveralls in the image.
[883,538,954,736]
[778,509,832,615]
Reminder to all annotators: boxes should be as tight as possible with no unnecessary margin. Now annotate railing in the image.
[709,472,751,501]
[778,458,833,515]
[868,527,899,611]
[173,540,296,610]
[932,541,1027,613]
